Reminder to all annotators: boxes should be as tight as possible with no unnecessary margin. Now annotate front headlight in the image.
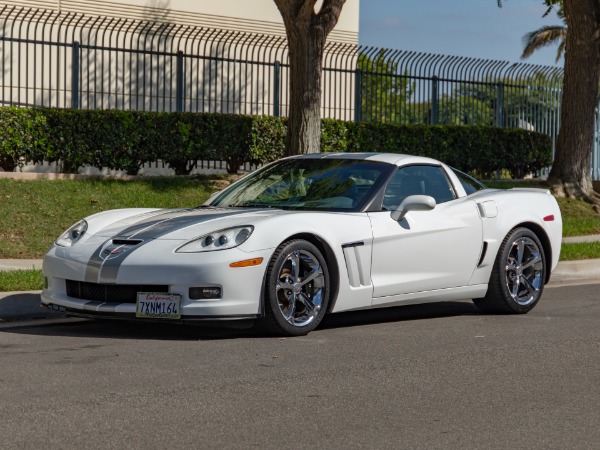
[56,219,88,247]
[176,226,254,253]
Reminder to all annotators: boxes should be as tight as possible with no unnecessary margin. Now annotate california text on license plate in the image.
[136,292,181,319]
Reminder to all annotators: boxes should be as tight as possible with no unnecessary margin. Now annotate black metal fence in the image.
[1,4,598,179]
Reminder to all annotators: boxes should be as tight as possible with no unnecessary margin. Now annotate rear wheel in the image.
[261,239,330,336]
[474,227,546,314]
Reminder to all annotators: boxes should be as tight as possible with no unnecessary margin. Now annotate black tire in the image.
[261,239,330,336]
[474,227,546,314]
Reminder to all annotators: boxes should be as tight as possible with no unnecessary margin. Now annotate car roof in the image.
[285,152,442,167]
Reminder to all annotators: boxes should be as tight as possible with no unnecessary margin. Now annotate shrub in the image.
[0,107,552,178]
[0,107,48,172]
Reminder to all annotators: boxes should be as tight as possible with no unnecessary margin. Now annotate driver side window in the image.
[382,165,456,211]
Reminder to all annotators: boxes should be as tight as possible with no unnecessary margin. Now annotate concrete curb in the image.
[548,258,600,284]
[0,291,64,321]
[1,259,599,322]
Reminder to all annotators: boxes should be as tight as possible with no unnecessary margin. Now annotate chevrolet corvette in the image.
[42,153,562,335]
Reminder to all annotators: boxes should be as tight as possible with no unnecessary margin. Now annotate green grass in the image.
[484,179,548,189]
[0,176,230,259]
[0,269,44,292]
[560,242,600,261]
[555,198,600,237]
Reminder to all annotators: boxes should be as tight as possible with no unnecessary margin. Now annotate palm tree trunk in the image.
[549,0,600,203]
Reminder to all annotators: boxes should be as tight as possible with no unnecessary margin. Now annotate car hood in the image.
[91,207,285,240]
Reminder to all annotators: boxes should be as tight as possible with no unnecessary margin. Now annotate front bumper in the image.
[41,302,260,322]
[42,241,274,320]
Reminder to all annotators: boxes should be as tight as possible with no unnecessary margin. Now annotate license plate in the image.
[136,292,181,319]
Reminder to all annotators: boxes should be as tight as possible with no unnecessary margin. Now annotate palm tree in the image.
[521,4,566,63]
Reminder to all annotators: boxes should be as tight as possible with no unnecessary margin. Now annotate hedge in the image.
[0,106,551,178]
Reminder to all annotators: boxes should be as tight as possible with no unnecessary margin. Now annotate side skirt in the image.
[368,284,489,310]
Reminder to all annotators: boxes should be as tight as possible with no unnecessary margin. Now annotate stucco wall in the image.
[4,0,358,44]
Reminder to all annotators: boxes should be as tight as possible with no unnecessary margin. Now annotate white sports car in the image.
[42,153,562,336]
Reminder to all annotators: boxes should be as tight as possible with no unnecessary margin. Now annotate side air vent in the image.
[342,241,369,288]
[477,242,488,267]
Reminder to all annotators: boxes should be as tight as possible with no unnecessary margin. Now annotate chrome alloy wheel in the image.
[504,236,544,306]
[275,249,325,327]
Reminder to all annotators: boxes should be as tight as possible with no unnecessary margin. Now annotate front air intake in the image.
[66,280,168,303]
[112,239,143,246]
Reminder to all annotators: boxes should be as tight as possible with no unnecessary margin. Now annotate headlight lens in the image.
[176,226,254,253]
[56,220,88,247]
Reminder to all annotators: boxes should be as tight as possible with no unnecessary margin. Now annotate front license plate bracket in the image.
[136,292,181,319]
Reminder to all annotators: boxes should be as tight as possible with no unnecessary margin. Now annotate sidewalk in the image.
[0,259,42,271]
[562,235,600,244]
[1,237,600,321]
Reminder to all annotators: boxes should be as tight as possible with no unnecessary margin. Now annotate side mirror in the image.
[390,195,436,221]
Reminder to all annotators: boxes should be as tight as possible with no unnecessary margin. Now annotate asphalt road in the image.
[1,283,599,450]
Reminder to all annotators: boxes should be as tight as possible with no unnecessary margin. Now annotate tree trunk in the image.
[548,0,600,204]
[285,18,325,155]
[274,0,346,155]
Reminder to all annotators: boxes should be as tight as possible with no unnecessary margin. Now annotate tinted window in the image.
[210,158,392,211]
[451,168,487,195]
[382,165,456,211]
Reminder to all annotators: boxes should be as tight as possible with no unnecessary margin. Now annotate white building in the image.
[1,0,360,118]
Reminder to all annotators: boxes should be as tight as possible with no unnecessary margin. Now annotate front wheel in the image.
[261,239,330,336]
[474,227,546,314]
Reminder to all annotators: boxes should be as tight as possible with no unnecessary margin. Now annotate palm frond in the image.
[555,39,566,63]
[521,25,567,60]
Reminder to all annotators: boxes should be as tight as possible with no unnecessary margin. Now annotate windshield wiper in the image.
[228,202,279,209]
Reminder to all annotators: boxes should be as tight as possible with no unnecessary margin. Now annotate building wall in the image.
[3,0,359,44]
[1,0,360,117]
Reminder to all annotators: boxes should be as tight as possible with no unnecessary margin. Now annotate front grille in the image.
[66,280,169,303]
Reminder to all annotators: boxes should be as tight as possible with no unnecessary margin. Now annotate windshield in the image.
[209,158,393,211]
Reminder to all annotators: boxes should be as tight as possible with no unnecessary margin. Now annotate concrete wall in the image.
[3,0,358,44]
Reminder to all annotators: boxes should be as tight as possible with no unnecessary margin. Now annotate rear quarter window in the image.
[451,168,487,195]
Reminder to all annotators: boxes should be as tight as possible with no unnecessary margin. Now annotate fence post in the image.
[496,82,504,127]
[431,76,439,124]
[354,69,362,122]
[273,60,281,117]
[71,41,80,109]
[176,51,184,112]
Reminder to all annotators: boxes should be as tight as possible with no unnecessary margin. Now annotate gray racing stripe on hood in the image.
[86,207,243,284]
[84,239,155,283]
[114,208,240,239]
[84,245,105,283]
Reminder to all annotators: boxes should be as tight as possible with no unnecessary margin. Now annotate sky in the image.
[359,0,563,69]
